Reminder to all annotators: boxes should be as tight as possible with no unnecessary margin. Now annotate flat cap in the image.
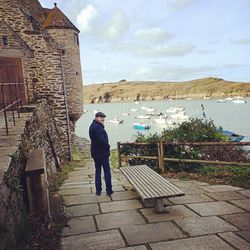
[95,111,106,117]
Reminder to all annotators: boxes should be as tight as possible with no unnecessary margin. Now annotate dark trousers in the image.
[94,157,112,193]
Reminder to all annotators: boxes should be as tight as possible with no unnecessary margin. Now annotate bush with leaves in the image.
[120,105,248,172]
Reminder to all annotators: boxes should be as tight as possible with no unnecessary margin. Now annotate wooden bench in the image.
[120,164,185,213]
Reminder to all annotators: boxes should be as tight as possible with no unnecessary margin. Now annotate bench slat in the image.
[121,167,155,199]
[134,165,184,196]
[121,164,184,199]
[125,166,169,198]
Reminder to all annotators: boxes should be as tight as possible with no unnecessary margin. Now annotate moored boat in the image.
[221,130,245,142]
[132,123,151,130]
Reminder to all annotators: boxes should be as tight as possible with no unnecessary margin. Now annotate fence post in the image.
[117,142,122,168]
[158,141,164,173]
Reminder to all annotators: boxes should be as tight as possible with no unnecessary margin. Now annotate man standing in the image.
[89,112,113,196]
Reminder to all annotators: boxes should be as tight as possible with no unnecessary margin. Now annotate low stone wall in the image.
[0,99,65,248]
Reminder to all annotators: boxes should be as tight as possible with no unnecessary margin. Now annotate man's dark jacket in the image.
[89,120,110,159]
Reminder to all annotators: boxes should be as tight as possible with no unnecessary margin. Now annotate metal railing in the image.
[117,141,250,173]
[0,81,27,135]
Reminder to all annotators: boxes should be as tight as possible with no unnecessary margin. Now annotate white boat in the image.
[225,97,233,101]
[141,105,147,110]
[136,115,151,119]
[134,101,139,105]
[217,99,226,103]
[232,99,246,104]
[121,112,129,116]
[166,107,185,113]
[170,112,189,121]
[132,123,151,130]
[130,108,138,112]
[145,107,155,112]
[154,116,168,124]
[109,117,124,124]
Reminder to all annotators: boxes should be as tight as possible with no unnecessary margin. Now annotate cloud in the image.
[168,0,197,10]
[134,44,196,57]
[76,5,98,33]
[102,10,129,41]
[134,28,173,44]
[197,49,216,54]
[231,38,250,45]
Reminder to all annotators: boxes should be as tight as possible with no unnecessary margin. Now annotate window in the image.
[74,33,79,46]
[2,36,8,46]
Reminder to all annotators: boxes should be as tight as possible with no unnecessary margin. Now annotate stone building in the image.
[0,0,84,159]
[0,0,83,246]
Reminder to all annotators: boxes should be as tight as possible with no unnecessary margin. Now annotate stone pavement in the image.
[60,140,250,250]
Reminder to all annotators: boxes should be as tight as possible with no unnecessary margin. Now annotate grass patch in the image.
[110,149,119,169]
[165,165,250,188]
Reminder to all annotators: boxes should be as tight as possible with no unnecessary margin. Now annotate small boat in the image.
[130,108,138,112]
[166,107,185,113]
[132,123,151,130]
[134,101,139,105]
[232,99,246,104]
[154,116,168,124]
[136,115,151,119]
[222,130,245,142]
[217,99,226,103]
[109,117,124,124]
[225,97,233,101]
[141,105,147,110]
[170,112,189,121]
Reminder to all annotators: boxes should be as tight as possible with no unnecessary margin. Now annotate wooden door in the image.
[0,57,26,108]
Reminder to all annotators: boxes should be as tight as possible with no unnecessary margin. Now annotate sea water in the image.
[76,98,250,149]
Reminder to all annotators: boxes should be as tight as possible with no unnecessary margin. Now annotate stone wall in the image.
[47,28,84,126]
[0,99,64,248]
[0,0,71,159]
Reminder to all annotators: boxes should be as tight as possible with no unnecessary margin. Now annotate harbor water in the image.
[76,98,250,149]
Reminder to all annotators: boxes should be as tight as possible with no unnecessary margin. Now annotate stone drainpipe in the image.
[60,49,72,161]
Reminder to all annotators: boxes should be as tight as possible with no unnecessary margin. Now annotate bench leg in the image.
[155,198,165,213]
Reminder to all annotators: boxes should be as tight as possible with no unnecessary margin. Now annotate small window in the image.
[74,33,79,46]
[2,36,8,46]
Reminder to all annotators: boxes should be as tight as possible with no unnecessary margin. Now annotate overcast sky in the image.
[40,0,250,85]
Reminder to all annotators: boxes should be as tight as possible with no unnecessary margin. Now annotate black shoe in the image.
[106,191,113,196]
[96,191,101,196]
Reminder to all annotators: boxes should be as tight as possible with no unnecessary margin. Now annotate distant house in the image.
[0,0,84,159]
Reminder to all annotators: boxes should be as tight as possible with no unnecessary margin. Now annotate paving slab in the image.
[179,186,204,194]
[100,199,142,213]
[236,231,250,242]
[229,199,250,211]
[169,193,214,204]
[61,229,125,250]
[238,190,250,198]
[59,187,92,196]
[96,210,145,230]
[222,213,250,230]
[60,184,93,190]
[187,201,244,216]
[117,246,147,250]
[219,232,250,250]
[149,235,234,250]
[140,205,199,223]
[200,185,242,193]
[206,191,246,201]
[175,216,238,236]
[62,216,96,236]
[121,221,185,245]
[65,203,100,217]
[111,191,140,201]
[112,185,126,191]
[64,193,111,206]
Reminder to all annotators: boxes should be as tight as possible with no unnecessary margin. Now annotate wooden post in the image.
[158,141,164,173]
[117,142,122,168]
[25,148,51,223]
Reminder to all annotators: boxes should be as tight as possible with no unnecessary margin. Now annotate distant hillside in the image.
[83,77,250,103]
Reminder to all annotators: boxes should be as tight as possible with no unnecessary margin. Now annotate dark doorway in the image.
[0,57,26,108]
